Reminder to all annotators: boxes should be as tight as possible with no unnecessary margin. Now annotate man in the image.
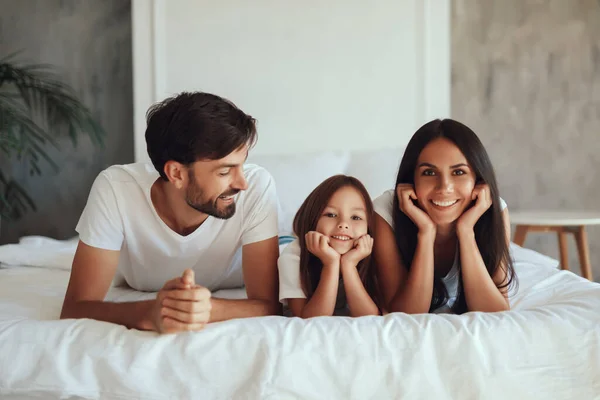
[60,92,280,333]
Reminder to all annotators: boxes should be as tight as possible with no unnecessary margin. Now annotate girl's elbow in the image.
[388,300,429,315]
[266,300,282,316]
[350,307,380,317]
[493,297,511,312]
[470,301,510,313]
[298,309,334,318]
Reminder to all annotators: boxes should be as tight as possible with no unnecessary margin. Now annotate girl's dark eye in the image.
[453,170,466,176]
[324,213,336,218]
[351,216,363,221]
[423,169,435,176]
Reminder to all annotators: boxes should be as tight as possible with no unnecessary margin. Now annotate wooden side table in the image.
[510,211,600,281]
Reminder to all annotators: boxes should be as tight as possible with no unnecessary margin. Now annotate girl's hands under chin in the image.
[341,234,373,268]
[305,231,341,265]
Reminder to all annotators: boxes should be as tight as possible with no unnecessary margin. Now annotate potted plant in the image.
[0,53,104,222]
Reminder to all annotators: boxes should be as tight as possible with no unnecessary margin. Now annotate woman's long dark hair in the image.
[293,175,381,310]
[392,119,517,313]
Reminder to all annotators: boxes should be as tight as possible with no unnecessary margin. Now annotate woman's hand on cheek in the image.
[341,234,373,269]
[305,231,341,266]
[457,184,492,235]
[396,184,436,236]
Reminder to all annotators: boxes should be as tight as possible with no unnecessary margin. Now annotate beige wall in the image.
[452,0,600,280]
[131,0,450,160]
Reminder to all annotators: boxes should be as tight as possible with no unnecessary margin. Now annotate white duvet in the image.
[0,240,599,400]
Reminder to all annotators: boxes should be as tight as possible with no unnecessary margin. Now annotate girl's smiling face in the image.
[315,185,369,255]
[413,137,477,226]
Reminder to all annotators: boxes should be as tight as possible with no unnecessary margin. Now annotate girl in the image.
[278,175,381,317]
[373,119,517,314]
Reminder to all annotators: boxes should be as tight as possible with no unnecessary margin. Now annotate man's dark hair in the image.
[145,92,257,180]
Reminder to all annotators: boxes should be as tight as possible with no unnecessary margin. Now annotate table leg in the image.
[557,230,570,271]
[513,225,529,246]
[574,226,593,281]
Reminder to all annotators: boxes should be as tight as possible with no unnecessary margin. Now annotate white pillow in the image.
[248,151,350,235]
[344,147,404,199]
[0,236,78,270]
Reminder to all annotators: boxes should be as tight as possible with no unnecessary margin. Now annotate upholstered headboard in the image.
[248,147,404,235]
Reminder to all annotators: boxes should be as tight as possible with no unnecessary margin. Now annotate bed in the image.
[0,234,599,399]
[1,150,599,399]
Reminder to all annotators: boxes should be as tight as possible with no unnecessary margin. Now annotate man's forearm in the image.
[209,298,280,322]
[61,296,280,328]
[60,300,155,330]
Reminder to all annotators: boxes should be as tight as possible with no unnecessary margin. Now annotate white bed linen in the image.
[0,245,599,400]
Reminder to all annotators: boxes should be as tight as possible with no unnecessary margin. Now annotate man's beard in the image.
[185,182,239,220]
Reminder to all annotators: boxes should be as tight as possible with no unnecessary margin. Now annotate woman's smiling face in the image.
[413,137,476,226]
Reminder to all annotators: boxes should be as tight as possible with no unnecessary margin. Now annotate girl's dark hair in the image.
[392,119,517,313]
[145,91,257,180]
[293,175,381,310]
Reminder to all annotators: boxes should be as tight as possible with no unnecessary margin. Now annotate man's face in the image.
[184,146,249,219]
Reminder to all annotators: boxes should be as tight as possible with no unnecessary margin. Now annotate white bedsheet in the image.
[0,244,599,399]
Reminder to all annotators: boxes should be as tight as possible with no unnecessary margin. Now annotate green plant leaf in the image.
[0,55,105,149]
[0,53,106,221]
[0,170,36,221]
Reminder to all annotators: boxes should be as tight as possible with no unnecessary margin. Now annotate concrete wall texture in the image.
[0,0,134,244]
[452,0,600,280]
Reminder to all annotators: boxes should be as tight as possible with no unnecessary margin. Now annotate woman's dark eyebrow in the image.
[417,162,469,169]
[417,162,437,168]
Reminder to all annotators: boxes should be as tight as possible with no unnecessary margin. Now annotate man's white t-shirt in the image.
[373,189,507,313]
[76,162,278,292]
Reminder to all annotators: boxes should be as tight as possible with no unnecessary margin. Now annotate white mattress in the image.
[0,243,599,399]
